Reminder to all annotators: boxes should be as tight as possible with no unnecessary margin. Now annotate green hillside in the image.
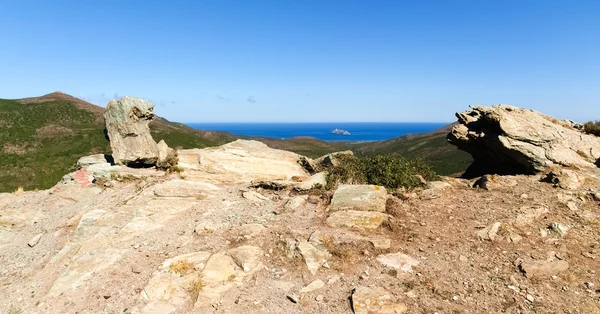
[0,93,235,192]
[0,92,471,192]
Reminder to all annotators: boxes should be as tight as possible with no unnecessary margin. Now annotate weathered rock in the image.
[425,181,451,190]
[315,151,354,168]
[27,233,43,247]
[104,96,159,167]
[477,222,501,241]
[376,252,420,273]
[154,180,219,198]
[242,190,270,202]
[227,245,263,272]
[448,105,600,177]
[514,206,549,227]
[519,254,569,278]
[156,140,178,170]
[542,169,585,190]
[351,285,408,314]
[299,279,325,293]
[178,140,309,184]
[284,195,307,211]
[329,184,388,212]
[326,210,389,230]
[295,172,328,190]
[297,241,331,275]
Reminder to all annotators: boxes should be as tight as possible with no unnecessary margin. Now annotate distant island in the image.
[331,128,351,135]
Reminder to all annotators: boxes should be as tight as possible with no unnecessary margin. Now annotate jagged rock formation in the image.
[448,105,600,177]
[104,96,160,167]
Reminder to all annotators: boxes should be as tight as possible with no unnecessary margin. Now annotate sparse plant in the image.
[13,186,24,195]
[187,275,206,302]
[169,259,195,275]
[324,153,439,190]
[583,120,600,137]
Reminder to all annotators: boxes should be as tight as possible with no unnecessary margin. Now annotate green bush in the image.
[325,153,438,190]
[583,121,600,137]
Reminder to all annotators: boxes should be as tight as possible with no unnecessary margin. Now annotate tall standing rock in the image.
[104,96,159,167]
[448,105,600,177]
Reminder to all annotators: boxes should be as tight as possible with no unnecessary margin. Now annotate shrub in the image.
[324,154,366,189]
[583,121,600,137]
[325,153,438,190]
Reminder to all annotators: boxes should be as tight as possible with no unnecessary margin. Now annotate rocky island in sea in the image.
[331,128,350,135]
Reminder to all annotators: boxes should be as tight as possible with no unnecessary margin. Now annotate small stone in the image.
[507,285,520,292]
[315,295,324,302]
[27,234,43,248]
[459,255,468,263]
[520,194,529,199]
[526,294,534,302]
[327,275,341,285]
[592,192,600,201]
[566,201,578,211]
[452,295,458,301]
[509,234,523,243]
[476,222,501,241]
[286,294,299,303]
[299,279,325,293]
[585,282,595,289]
[550,223,569,237]
[539,228,548,238]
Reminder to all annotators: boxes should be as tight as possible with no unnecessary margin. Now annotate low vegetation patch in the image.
[169,259,195,275]
[583,121,600,137]
[325,153,438,190]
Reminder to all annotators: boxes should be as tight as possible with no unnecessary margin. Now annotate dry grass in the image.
[187,275,206,303]
[13,186,24,195]
[169,260,195,275]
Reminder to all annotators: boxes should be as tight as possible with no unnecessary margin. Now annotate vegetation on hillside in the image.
[0,96,234,192]
[583,121,600,136]
[324,153,438,190]
[0,92,471,192]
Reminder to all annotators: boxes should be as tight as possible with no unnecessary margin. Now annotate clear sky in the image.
[1,0,599,122]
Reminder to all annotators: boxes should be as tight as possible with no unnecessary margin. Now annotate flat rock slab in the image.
[329,184,388,212]
[352,285,408,314]
[376,252,420,273]
[154,180,219,198]
[177,140,309,184]
[519,255,569,278]
[295,172,327,190]
[327,210,389,230]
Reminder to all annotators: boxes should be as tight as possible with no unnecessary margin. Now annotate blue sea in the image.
[186,122,449,142]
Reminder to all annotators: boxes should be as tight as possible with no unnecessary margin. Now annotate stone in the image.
[27,233,43,247]
[284,195,308,211]
[77,154,112,167]
[154,180,219,198]
[351,286,408,314]
[299,279,325,293]
[178,140,309,183]
[514,206,549,227]
[104,96,159,167]
[326,210,389,230]
[542,169,585,190]
[315,151,354,168]
[376,252,420,273]
[295,172,328,190]
[286,294,299,303]
[242,191,270,202]
[156,140,178,170]
[329,184,388,212]
[297,241,331,275]
[370,238,391,250]
[476,222,501,241]
[448,105,600,177]
[519,255,569,278]
[425,181,452,190]
[227,246,263,273]
[550,223,569,237]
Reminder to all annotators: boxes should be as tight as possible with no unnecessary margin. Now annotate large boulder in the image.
[448,105,600,177]
[104,96,159,167]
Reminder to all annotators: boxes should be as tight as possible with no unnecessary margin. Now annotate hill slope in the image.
[355,123,472,175]
[0,92,471,192]
[0,92,236,192]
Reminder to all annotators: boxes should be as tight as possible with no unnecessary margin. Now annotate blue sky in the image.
[1,0,599,122]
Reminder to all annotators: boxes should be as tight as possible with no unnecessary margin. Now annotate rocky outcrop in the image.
[104,96,159,167]
[448,105,600,177]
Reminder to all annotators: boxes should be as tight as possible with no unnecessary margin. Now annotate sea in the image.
[186,122,449,142]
